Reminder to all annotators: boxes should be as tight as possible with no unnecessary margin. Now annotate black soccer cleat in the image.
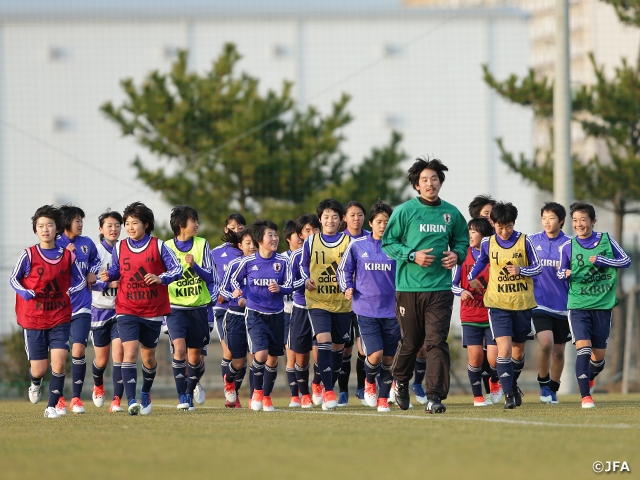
[514,386,523,407]
[504,393,516,410]
[395,381,411,410]
[425,396,446,414]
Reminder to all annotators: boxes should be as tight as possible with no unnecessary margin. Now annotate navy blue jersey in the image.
[289,246,306,307]
[210,243,243,309]
[56,233,100,314]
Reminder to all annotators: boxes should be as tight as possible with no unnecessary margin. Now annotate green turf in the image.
[1,394,639,479]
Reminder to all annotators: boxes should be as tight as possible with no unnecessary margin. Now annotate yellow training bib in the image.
[305,234,352,313]
[484,234,536,310]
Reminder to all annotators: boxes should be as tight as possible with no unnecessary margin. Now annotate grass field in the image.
[2,393,639,480]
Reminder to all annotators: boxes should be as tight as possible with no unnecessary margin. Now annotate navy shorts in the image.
[245,309,284,357]
[213,308,226,342]
[488,308,533,344]
[345,313,361,348]
[288,304,313,354]
[283,311,291,347]
[461,324,496,348]
[308,309,352,345]
[117,315,162,349]
[357,315,400,357]
[166,307,210,350]
[70,312,91,346]
[223,309,248,359]
[90,319,120,348]
[568,309,612,349]
[23,323,71,361]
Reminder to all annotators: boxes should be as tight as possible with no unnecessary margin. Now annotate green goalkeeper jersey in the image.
[382,197,469,292]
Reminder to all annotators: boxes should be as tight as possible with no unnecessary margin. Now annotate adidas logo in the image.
[52,389,60,394]
[175,374,184,379]
[578,374,588,379]
[74,380,83,384]
[319,261,339,279]
[290,381,297,386]
[343,333,349,339]
[221,252,228,257]
[473,381,481,385]
[203,336,208,342]
[189,376,198,380]
[144,377,153,381]
[416,369,426,374]
[130,266,149,283]
[500,372,510,378]
[252,265,259,271]
[323,367,332,372]
[154,338,158,344]
[127,379,136,383]
[361,252,369,258]
[536,245,542,250]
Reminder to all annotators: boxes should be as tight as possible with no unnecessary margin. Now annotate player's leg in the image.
[485,336,501,404]
[533,313,554,403]
[308,309,335,407]
[46,348,69,418]
[357,315,383,408]
[462,326,486,406]
[412,342,427,405]
[166,310,189,409]
[69,312,91,414]
[569,310,596,408]
[90,327,111,408]
[24,329,47,406]
[183,308,208,410]
[110,332,125,413]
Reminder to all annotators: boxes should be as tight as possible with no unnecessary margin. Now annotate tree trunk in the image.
[608,198,626,390]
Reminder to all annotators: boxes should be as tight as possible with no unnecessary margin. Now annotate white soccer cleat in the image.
[251,390,264,411]
[364,380,377,408]
[70,397,86,414]
[311,383,323,406]
[44,406,60,418]
[28,383,42,404]
[489,378,503,405]
[289,396,301,408]
[485,393,493,405]
[223,376,237,403]
[473,396,487,406]
[377,398,391,412]
[193,382,205,405]
[582,396,596,409]
[92,384,105,408]
[55,397,67,416]
[388,383,396,404]
[140,392,152,415]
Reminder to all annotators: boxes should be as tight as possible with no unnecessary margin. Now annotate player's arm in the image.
[448,211,470,265]
[276,259,294,295]
[468,237,490,281]
[381,208,413,261]
[88,240,101,274]
[557,240,572,280]
[190,241,215,283]
[593,236,631,269]
[68,257,87,295]
[290,250,306,292]
[518,236,542,277]
[220,260,239,299]
[9,250,35,300]
[102,247,121,282]
[451,265,464,295]
[337,240,356,293]
[157,241,183,285]
[300,235,312,280]
[230,257,248,297]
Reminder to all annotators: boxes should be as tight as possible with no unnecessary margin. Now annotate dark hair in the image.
[98,210,123,241]
[468,217,493,238]
[541,202,566,227]
[59,204,85,232]
[283,220,297,241]
[407,157,448,190]
[490,202,518,225]
[316,198,344,219]
[249,219,278,248]
[468,194,496,218]
[32,205,62,234]
[368,198,393,223]
[225,213,247,228]
[570,201,596,221]
[295,214,321,236]
[170,205,199,236]
[344,201,366,218]
[123,202,155,234]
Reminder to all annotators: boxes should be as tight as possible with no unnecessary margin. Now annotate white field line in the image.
[155,404,635,429]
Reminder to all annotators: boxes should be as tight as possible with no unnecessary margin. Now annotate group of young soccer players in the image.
[10,159,631,417]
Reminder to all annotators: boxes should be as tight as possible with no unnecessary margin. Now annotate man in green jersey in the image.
[382,158,468,413]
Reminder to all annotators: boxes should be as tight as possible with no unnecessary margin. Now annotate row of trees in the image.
[101,43,408,239]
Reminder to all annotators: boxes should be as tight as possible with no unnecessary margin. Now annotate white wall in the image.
[0,12,533,335]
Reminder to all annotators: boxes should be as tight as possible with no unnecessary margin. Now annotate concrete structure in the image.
[0,0,535,335]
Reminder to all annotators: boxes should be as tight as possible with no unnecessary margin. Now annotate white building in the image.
[0,0,535,335]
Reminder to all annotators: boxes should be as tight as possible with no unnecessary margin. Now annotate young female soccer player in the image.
[339,201,369,406]
[90,210,125,412]
[282,220,303,407]
[288,214,321,408]
[338,200,398,412]
[218,229,256,408]
[557,201,630,408]
[55,205,101,414]
[10,205,86,418]
[452,217,501,406]
[230,220,292,412]
[100,202,182,415]
[165,206,214,411]
[209,213,246,404]
[529,203,571,404]
[468,202,541,409]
